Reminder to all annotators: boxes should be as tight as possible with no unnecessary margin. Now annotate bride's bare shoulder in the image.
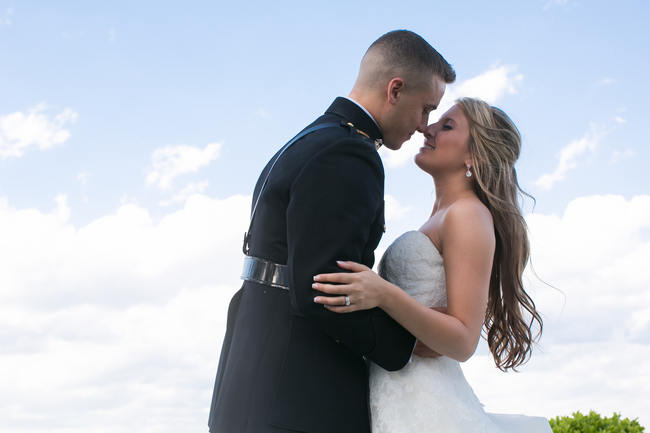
[419,197,492,254]
[446,197,492,224]
[441,197,494,248]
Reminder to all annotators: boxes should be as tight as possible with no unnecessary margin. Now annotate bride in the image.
[312,97,552,432]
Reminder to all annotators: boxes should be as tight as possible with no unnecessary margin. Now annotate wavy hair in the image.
[457,97,543,371]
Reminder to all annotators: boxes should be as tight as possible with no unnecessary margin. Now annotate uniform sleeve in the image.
[286,138,415,371]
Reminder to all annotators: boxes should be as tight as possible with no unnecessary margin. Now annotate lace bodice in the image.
[378,230,446,308]
[369,230,552,433]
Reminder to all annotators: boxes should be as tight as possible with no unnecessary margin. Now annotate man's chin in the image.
[383,141,402,151]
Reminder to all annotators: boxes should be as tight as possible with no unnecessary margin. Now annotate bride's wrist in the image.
[378,280,399,309]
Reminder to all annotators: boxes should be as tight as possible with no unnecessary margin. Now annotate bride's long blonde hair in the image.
[457,97,543,371]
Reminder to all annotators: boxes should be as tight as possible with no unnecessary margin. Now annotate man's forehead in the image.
[427,77,446,107]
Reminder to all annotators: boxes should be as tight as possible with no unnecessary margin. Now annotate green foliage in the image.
[550,411,645,433]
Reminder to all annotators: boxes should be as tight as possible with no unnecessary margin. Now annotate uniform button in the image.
[335,339,340,344]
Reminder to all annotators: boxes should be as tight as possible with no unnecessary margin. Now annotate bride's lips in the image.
[421,140,436,150]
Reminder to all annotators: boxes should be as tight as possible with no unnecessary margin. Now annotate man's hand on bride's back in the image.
[312,260,392,312]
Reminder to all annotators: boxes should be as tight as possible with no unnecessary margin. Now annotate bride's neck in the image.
[431,175,474,214]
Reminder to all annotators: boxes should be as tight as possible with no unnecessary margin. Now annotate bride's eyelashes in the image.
[442,123,453,130]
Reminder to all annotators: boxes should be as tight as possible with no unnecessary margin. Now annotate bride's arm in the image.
[313,201,495,362]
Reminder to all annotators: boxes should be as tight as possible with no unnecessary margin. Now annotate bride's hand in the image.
[312,260,390,313]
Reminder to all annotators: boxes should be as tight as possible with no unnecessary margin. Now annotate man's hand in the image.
[412,306,447,358]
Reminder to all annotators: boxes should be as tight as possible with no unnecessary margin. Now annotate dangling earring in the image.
[465,164,472,178]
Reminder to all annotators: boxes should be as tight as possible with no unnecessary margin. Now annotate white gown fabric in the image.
[369,230,552,433]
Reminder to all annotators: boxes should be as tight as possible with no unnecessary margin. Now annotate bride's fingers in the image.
[313,295,349,306]
[312,282,350,294]
[323,304,359,313]
[335,260,368,272]
[313,272,354,283]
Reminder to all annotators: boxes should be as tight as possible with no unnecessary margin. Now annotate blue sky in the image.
[2,0,649,222]
[1,1,650,432]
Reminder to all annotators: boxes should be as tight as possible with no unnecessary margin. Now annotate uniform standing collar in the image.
[341,96,381,131]
[324,97,383,141]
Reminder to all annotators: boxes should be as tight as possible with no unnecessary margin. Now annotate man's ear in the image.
[387,77,405,104]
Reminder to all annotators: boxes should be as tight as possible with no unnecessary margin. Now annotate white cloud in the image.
[53,193,71,222]
[610,148,635,164]
[0,284,236,433]
[77,172,91,203]
[159,181,210,206]
[256,108,271,119]
[535,125,603,190]
[0,192,249,309]
[77,171,89,185]
[544,0,570,10]
[464,341,650,427]
[146,142,222,190]
[445,64,523,107]
[0,192,250,432]
[614,115,626,124]
[384,193,411,222]
[599,77,615,86]
[462,194,650,427]
[1,193,648,431]
[525,195,650,340]
[0,104,78,159]
[379,133,425,169]
[0,8,12,27]
[380,65,523,169]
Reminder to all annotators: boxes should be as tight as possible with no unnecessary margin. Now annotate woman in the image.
[312,97,551,432]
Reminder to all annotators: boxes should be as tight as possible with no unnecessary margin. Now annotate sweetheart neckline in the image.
[405,230,443,258]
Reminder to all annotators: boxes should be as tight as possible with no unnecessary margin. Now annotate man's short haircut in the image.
[360,30,456,90]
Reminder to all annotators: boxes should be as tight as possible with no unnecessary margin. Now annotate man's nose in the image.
[417,115,429,133]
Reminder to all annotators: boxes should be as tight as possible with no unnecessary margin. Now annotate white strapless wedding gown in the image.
[369,230,552,433]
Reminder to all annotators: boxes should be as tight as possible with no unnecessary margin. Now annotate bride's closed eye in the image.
[442,124,453,130]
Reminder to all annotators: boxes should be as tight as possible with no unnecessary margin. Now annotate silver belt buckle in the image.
[241,256,290,290]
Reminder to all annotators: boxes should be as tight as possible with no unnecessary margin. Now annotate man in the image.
[208,30,455,433]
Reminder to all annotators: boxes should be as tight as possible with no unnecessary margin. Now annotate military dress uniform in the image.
[208,97,416,433]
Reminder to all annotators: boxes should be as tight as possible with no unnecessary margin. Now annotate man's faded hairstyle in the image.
[358,30,456,90]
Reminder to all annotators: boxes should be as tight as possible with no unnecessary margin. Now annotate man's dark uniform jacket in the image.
[208,97,416,433]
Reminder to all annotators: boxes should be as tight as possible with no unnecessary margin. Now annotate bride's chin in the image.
[415,155,439,176]
[414,154,431,172]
